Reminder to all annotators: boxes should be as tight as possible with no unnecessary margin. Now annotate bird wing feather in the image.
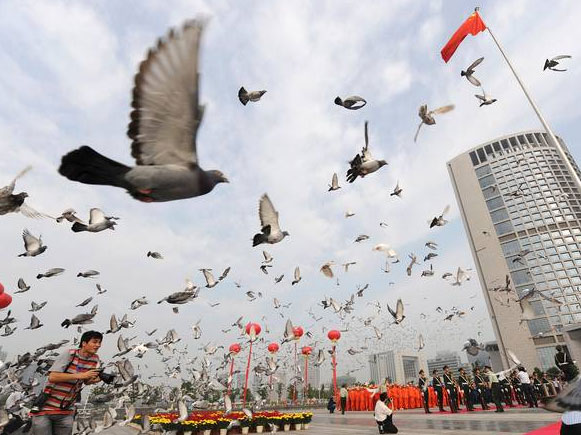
[0,166,32,197]
[22,229,40,251]
[128,20,205,167]
[259,194,280,233]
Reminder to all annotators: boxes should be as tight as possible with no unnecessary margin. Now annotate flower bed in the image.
[133,410,313,433]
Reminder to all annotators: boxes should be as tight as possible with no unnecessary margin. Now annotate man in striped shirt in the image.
[30,331,103,434]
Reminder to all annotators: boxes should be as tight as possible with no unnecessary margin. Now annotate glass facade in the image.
[471,132,581,343]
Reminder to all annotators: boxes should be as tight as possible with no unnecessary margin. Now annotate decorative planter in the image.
[242,427,250,434]
[220,429,228,435]
[295,423,303,430]
[256,426,264,433]
[304,423,310,429]
[203,430,211,435]
[283,424,291,431]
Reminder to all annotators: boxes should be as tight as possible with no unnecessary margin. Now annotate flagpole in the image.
[479,9,581,190]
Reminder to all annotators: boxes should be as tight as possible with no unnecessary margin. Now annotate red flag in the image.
[441,11,487,63]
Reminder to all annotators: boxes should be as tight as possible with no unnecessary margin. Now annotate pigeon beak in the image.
[222,177,230,183]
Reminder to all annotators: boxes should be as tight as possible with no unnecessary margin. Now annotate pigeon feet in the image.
[138,188,153,194]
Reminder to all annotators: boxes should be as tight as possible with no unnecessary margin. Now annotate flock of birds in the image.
[0,14,575,435]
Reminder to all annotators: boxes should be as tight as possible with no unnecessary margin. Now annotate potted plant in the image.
[198,419,217,435]
[253,415,268,433]
[280,414,292,432]
[240,417,251,434]
[303,411,313,429]
[216,417,231,435]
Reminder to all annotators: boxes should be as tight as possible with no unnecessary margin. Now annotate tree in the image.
[546,366,561,378]
[276,383,283,401]
[533,367,543,378]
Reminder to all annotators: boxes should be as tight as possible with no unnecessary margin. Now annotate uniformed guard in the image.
[443,365,458,413]
[432,369,445,412]
[418,369,431,414]
[474,367,490,410]
[458,367,474,411]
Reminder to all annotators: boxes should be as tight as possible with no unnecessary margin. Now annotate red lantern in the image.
[229,343,241,355]
[328,330,341,343]
[268,342,280,354]
[293,326,304,340]
[245,322,261,337]
[0,282,4,294]
[0,292,12,309]
[301,346,313,356]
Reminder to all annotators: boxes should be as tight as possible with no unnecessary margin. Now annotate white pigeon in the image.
[372,243,397,258]
[328,173,341,191]
[71,208,117,233]
[475,90,497,107]
[200,269,218,288]
[291,266,301,285]
[58,20,229,202]
[414,104,454,142]
[252,194,289,246]
[387,299,405,324]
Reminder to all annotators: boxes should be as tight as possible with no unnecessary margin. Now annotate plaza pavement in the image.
[101,407,562,435]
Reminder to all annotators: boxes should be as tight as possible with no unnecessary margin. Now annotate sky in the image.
[1,0,580,387]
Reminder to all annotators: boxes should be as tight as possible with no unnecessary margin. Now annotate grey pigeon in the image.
[15,278,30,293]
[200,269,218,288]
[77,270,100,278]
[291,266,301,285]
[61,305,98,328]
[544,55,572,72]
[387,298,405,324]
[147,251,163,259]
[429,205,450,228]
[252,194,289,246]
[58,20,228,202]
[414,104,454,142]
[390,181,403,197]
[157,290,197,305]
[36,268,65,279]
[238,87,266,105]
[76,296,93,307]
[461,57,484,86]
[0,166,53,219]
[25,314,43,330]
[29,301,47,312]
[71,208,117,233]
[346,121,387,183]
[18,229,47,257]
[334,95,367,110]
[130,296,148,310]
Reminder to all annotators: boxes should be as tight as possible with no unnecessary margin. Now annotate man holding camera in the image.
[30,331,104,434]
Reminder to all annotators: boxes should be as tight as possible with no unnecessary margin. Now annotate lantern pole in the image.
[227,356,235,397]
[304,354,309,403]
[332,344,338,397]
[294,341,298,404]
[243,340,253,408]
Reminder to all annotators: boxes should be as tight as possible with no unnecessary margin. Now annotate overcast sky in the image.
[1,0,580,385]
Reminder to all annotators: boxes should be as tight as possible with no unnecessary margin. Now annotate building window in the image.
[475,165,492,178]
[470,151,479,166]
[495,220,514,236]
[479,174,496,189]
[477,148,487,162]
[487,196,505,211]
[528,318,551,335]
[536,346,558,370]
[511,269,532,285]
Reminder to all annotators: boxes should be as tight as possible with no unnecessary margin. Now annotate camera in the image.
[98,370,116,384]
[30,392,50,413]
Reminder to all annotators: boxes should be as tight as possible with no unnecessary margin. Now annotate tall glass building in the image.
[448,130,581,370]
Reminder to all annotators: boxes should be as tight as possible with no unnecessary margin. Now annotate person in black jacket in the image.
[443,365,458,413]
[474,367,490,410]
[432,369,445,412]
[418,370,431,414]
[458,368,474,411]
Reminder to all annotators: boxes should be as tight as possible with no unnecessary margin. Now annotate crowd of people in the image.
[330,363,569,415]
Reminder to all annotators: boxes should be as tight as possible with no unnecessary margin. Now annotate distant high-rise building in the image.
[427,351,463,375]
[368,350,428,385]
[306,357,321,390]
[448,130,581,370]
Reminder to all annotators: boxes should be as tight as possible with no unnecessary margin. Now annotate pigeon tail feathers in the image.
[238,87,249,105]
[71,222,89,232]
[59,146,131,189]
[334,97,343,106]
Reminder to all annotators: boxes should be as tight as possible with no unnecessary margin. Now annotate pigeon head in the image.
[378,160,388,168]
[283,231,290,238]
[13,192,28,205]
[207,170,229,184]
[107,220,117,230]
[258,90,267,97]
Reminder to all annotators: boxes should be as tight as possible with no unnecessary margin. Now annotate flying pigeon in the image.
[414,104,455,142]
[342,262,356,272]
[291,266,301,285]
[25,314,43,330]
[425,241,438,250]
[200,269,218,288]
[238,87,266,105]
[328,173,340,191]
[373,244,397,258]
[421,264,434,277]
[36,268,65,279]
[0,166,53,219]
[56,208,84,224]
[260,264,272,275]
[320,262,335,278]
[544,55,572,72]
[346,121,387,183]
[71,208,117,233]
[461,57,484,86]
[354,234,369,243]
[252,194,289,246]
[429,205,450,228]
[15,278,30,293]
[29,301,47,312]
[334,95,367,110]
[77,270,100,278]
[18,229,47,257]
[61,305,98,328]
[58,20,229,202]
[147,251,163,259]
[418,334,425,351]
[475,90,497,107]
[76,297,93,307]
[262,251,273,264]
[390,181,403,197]
[387,299,405,324]
[345,210,355,218]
